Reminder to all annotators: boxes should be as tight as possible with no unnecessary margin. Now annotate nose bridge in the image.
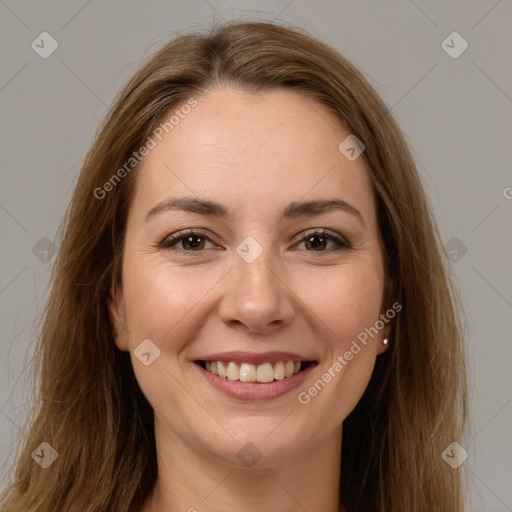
[218,235,294,332]
[237,240,279,298]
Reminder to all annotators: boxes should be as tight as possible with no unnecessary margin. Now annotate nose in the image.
[218,246,295,335]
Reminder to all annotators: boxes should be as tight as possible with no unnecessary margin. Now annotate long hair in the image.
[0,21,468,512]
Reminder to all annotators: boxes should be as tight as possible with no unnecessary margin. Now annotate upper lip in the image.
[196,351,316,365]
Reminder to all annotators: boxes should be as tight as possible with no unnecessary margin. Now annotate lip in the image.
[194,360,318,401]
[196,351,315,366]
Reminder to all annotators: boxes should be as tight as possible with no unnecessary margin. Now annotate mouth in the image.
[193,355,318,401]
[195,359,315,383]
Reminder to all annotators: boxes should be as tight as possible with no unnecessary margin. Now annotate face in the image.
[109,86,391,468]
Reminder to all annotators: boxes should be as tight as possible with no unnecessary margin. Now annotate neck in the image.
[141,417,344,512]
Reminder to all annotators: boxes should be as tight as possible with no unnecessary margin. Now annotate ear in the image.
[107,284,130,352]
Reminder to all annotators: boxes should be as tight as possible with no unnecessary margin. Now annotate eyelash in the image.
[158,228,352,257]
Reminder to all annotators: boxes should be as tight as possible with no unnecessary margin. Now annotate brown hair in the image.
[0,20,468,512]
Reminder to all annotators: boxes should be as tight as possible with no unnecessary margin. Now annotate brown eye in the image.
[297,229,351,252]
[159,230,217,254]
[179,234,206,251]
[159,228,351,257]
[303,234,330,251]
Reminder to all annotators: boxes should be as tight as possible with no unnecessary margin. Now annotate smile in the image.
[200,360,308,383]
[194,358,318,401]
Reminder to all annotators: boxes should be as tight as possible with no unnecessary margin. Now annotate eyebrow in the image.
[145,196,365,226]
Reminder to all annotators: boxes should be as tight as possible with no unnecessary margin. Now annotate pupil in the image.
[308,235,326,250]
[185,235,203,249]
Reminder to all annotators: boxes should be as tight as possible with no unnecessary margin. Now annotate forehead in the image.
[130,87,377,227]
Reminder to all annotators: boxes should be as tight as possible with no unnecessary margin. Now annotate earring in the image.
[383,338,388,345]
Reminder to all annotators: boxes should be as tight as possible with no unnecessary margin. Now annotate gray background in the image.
[0,1,511,510]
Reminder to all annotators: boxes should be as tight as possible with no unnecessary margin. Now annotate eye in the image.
[158,229,217,255]
[158,228,352,256]
[294,229,352,252]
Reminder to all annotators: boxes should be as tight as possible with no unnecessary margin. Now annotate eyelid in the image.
[158,227,352,255]
[157,228,220,253]
[295,228,351,247]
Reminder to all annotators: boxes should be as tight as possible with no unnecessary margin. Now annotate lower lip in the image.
[195,362,316,401]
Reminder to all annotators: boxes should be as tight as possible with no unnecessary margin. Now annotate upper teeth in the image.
[205,361,302,382]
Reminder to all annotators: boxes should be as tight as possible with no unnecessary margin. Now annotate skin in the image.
[108,86,392,512]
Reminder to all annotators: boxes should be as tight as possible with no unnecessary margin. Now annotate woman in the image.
[0,21,468,512]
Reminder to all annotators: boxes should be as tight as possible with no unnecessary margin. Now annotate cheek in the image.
[121,257,200,348]
[295,265,383,421]
[299,261,384,352]
[120,257,213,411]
